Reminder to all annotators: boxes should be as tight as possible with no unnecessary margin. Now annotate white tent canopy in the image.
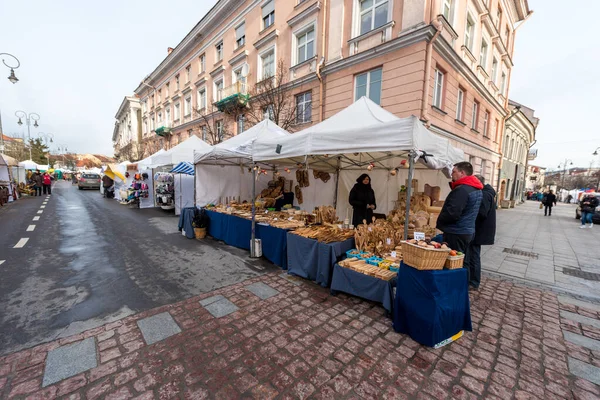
[153,135,211,166]
[18,160,48,171]
[138,149,166,169]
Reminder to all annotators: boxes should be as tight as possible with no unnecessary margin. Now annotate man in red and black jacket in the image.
[436,162,483,255]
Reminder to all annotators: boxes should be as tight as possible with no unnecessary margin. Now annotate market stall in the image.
[170,162,195,215]
[103,163,127,201]
[135,149,165,209]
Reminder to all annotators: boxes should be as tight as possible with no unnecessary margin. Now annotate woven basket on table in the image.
[401,241,451,270]
[445,255,465,269]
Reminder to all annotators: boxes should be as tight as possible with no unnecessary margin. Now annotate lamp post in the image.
[15,111,40,160]
[558,158,573,190]
[593,147,600,191]
[0,53,20,84]
[37,132,54,167]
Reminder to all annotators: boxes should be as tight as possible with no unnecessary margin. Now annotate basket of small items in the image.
[444,250,465,269]
[401,239,452,270]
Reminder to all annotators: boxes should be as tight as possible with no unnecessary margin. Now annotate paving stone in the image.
[564,331,600,351]
[137,312,182,345]
[199,295,225,306]
[202,297,239,318]
[280,273,302,286]
[568,357,600,386]
[245,282,279,300]
[558,296,600,313]
[560,310,600,329]
[42,338,97,387]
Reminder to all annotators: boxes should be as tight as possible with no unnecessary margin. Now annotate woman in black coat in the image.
[349,174,376,226]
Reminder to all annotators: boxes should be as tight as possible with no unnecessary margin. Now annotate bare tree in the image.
[193,103,233,145]
[245,59,300,132]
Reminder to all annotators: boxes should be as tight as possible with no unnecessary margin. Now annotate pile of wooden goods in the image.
[339,253,398,281]
[390,179,443,239]
[291,225,355,243]
[354,217,404,258]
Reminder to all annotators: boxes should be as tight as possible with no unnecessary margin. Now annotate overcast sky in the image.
[1,0,597,171]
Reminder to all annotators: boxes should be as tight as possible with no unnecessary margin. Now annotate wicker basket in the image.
[194,228,207,240]
[401,241,451,270]
[445,255,465,269]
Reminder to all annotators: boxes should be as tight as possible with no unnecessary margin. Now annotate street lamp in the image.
[0,53,20,84]
[38,132,54,166]
[558,158,574,190]
[593,147,599,156]
[15,111,40,160]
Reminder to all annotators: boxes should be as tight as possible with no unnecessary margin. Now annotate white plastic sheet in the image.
[174,174,195,215]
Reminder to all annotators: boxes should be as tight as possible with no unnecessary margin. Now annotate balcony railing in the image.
[215,81,249,112]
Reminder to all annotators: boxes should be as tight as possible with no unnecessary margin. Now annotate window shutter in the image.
[262,0,274,18]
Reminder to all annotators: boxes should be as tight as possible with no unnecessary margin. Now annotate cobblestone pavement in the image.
[482,200,600,301]
[2,271,600,399]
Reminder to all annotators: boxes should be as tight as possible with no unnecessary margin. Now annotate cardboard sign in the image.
[414,232,425,241]
[391,251,397,258]
[386,238,392,245]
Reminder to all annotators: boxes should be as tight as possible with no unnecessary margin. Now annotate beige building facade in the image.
[133,0,531,186]
[113,96,143,161]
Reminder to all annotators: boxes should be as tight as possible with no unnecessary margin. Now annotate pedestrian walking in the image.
[464,175,496,290]
[543,190,557,216]
[42,172,52,195]
[32,170,43,196]
[436,162,483,254]
[580,194,598,229]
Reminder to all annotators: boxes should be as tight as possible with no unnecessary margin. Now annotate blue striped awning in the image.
[170,161,195,175]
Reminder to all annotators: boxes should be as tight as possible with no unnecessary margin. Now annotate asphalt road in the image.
[0,180,276,355]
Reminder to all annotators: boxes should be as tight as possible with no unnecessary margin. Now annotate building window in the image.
[509,138,515,159]
[216,41,223,62]
[500,72,507,94]
[262,0,275,29]
[433,69,444,109]
[165,106,171,125]
[263,104,275,121]
[359,0,389,36]
[236,22,246,48]
[464,15,475,51]
[201,126,207,141]
[216,120,224,142]
[186,66,191,83]
[442,0,455,24]
[157,112,162,126]
[157,89,162,102]
[174,102,180,121]
[480,39,488,69]
[496,6,502,28]
[296,91,312,124]
[165,83,170,97]
[491,58,498,83]
[494,118,500,142]
[481,159,487,177]
[456,88,465,121]
[504,27,510,48]
[482,111,489,137]
[184,96,192,116]
[175,75,180,90]
[355,67,382,105]
[471,101,479,130]
[295,25,315,65]
[199,54,206,73]
[198,88,206,110]
[151,95,154,107]
[260,48,275,80]
[237,114,245,134]
[214,78,224,101]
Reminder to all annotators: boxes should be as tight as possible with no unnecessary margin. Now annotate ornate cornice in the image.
[287,1,320,27]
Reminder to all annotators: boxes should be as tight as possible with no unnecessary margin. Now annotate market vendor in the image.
[349,174,376,226]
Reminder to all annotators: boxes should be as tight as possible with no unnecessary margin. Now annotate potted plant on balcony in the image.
[192,209,210,240]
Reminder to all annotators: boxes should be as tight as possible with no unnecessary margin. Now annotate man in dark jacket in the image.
[465,175,496,289]
[436,162,483,254]
[580,194,599,228]
[543,190,557,216]
[32,170,43,196]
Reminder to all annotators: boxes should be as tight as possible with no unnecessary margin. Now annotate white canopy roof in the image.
[138,149,166,169]
[251,97,464,173]
[18,160,49,170]
[152,135,211,166]
[194,119,290,164]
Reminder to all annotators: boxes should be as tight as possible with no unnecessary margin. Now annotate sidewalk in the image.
[2,272,600,399]
[482,200,600,301]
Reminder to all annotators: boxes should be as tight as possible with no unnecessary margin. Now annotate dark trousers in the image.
[442,233,472,254]
[544,205,552,215]
[43,184,51,195]
[465,242,482,288]
[34,185,42,196]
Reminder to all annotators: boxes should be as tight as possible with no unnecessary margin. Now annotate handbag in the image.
[539,203,543,209]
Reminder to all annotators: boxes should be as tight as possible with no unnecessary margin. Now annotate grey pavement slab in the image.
[43,337,97,387]
[202,297,239,318]
[568,357,600,386]
[137,312,182,345]
[199,295,225,306]
[280,272,302,286]
[564,331,600,351]
[558,295,600,312]
[560,310,600,329]
[245,282,279,300]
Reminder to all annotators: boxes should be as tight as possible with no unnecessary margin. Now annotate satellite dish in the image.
[241,64,249,77]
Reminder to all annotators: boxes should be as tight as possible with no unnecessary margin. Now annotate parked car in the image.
[78,173,101,190]
[575,193,600,222]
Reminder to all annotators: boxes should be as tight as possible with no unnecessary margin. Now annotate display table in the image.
[286,233,355,287]
[330,264,396,313]
[204,210,287,268]
[393,262,472,347]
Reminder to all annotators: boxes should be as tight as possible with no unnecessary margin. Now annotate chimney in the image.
[167,47,174,55]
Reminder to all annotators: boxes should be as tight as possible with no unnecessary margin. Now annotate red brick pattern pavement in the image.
[1,273,600,399]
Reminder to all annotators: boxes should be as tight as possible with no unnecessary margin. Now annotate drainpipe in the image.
[420,2,443,126]
[316,0,328,122]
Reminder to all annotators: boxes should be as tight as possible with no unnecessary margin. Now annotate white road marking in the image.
[27,225,36,232]
[14,238,29,248]
[37,210,43,214]
[40,206,46,209]
[0,260,4,266]
[33,216,40,221]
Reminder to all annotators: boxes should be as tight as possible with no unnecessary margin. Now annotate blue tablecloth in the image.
[205,210,287,268]
[393,262,472,347]
[286,233,355,287]
[178,207,196,239]
[330,264,396,313]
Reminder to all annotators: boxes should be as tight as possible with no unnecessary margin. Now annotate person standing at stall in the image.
[436,162,483,255]
[349,174,376,226]
[32,170,43,196]
[42,171,52,195]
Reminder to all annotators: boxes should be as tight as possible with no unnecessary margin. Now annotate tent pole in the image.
[333,156,341,209]
[403,151,416,240]
[250,163,257,257]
